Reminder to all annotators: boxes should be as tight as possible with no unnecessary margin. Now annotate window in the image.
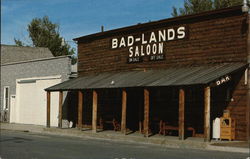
[3,86,10,110]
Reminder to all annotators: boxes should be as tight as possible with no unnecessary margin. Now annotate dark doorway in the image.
[126,88,144,132]
[185,86,204,137]
[150,87,179,136]
[98,89,122,130]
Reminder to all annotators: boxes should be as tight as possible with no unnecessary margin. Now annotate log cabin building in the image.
[46,6,250,141]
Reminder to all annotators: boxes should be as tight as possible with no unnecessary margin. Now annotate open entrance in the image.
[82,90,93,128]
[98,89,122,131]
[150,87,179,136]
[149,86,205,138]
[126,88,144,132]
[185,86,204,137]
[67,90,93,129]
[65,91,78,127]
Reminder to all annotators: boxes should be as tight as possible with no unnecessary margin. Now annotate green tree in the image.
[14,38,25,46]
[172,0,242,17]
[214,0,242,9]
[14,16,76,62]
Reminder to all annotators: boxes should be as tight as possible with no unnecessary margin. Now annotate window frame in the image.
[3,86,10,110]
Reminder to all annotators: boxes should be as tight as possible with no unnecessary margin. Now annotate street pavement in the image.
[0,130,249,159]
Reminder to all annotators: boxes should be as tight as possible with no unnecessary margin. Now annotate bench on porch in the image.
[79,118,104,130]
[159,120,196,137]
[139,118,160,134]
[100,117,121,131]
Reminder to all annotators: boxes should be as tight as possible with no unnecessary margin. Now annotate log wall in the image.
[78,8,248,75]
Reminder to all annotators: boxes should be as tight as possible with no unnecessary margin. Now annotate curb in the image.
[1,125,249,154]
[206,144,249,154]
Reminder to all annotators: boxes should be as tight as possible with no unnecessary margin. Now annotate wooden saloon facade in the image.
[46,6,250,141]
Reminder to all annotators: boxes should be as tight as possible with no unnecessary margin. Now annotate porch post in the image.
[247,68,250,142]
[139,100,143,133]
[58,91,63,128]
[92,90,98,133]
[246,15,250,142]
[204,86,211,142]
[78,91,83,129]
[46,91,51,128]
[144,88,150,137]
[179,88,185,140]
[121,89,127,134]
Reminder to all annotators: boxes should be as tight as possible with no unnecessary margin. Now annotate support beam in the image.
[144,89,150,137]
[46,91,51,128]
[92,90,98,133]
[139,100,143,133]
[78,91,83,129]
[246,68,250,142]
[58,91,63,128]
[179,89,185,140]
[247,15,250,142]
[204,86,211,142]
[121,89,127,134]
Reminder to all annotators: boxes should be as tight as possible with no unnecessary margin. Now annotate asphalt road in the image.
[0,130,248,159]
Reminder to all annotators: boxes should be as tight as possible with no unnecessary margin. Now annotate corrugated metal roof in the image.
[45,63,248,91]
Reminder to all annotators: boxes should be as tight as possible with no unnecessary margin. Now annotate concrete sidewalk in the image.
[1,123,249,154]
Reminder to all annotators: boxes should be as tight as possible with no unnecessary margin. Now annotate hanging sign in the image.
[111,26,187,63]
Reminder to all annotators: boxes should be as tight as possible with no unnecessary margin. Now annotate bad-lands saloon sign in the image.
[111,26,187,63]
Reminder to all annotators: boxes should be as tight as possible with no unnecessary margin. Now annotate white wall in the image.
[9,95,16,122]
[11,76,61,127]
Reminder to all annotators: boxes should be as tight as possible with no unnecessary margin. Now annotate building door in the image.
[13,76,61,126]
[9,95,16,123]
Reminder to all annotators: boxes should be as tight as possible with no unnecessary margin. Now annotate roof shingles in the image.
[1,45,53,64]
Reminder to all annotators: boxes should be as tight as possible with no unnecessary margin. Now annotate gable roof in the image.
[1,45,54,65]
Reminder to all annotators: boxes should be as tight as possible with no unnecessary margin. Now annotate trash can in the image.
[213,117,220,140]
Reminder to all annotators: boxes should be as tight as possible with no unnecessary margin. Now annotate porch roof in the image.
[45,63,248,91]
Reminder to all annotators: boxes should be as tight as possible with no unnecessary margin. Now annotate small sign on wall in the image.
[215,75,231,86]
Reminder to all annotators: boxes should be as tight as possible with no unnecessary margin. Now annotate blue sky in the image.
[1,0,184,50]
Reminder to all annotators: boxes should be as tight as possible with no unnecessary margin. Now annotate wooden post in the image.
[121,89,127,134]
[78,91,83,129]
[247,16,250,142]
[179,89,185,140]
[58,91,63,128]
[247,68,250,142]
[204,86,211,142]
[92,90,98,133]
[46,91,51,128]
[144,89,150,137]
[247,89,250,142]
[139,121,142,133]
[139,99,142,133]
